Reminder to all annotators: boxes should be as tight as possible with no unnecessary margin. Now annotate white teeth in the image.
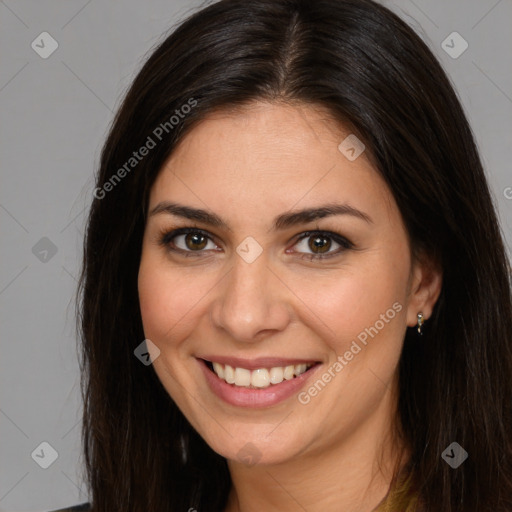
[251,369,270,388]
[269,367,284,384]
[294,364,307,376]
[224,364,235,384]
[210,361,314,388]
[283,365,295,380]
[212,362,224,379]
[234,367,251,386]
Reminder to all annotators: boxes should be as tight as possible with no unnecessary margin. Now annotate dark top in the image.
[48,465,422,512]
[48,504,91,512]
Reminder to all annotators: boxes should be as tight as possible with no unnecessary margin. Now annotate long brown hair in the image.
[77,0,512,510]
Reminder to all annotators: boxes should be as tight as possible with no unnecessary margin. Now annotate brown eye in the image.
[184,232,208,251]
[308,235,332,254]
[159,228,353,261]
[292,231,353,261]
[159,228,218,256]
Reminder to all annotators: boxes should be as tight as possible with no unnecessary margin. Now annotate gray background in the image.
[0,1,511,511]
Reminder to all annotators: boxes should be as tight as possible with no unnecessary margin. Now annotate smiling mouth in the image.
[202,359,320,389]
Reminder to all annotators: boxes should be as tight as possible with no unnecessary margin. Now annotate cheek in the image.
[138,254,184,343]
[304,256,408,358]
[137,251,216,345]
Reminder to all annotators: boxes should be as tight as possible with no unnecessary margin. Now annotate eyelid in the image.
[158,227,220,254]
[290,230,353,260]
[292,230,353,249]
[157,226,354,259]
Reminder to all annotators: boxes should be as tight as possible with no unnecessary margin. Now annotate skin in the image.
[138,101,442,512]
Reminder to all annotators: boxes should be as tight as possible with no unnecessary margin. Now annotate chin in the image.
[204,426,306,466]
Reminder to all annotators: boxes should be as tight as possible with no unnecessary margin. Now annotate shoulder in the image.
[47,503,91,512]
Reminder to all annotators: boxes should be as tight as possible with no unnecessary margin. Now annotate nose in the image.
[210,251,291,343]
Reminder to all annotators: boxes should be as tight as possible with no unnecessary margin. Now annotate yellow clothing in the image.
[373,466,422,512]
[49,469,422,512]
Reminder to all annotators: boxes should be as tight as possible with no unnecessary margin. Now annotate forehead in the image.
[149,101,396,228]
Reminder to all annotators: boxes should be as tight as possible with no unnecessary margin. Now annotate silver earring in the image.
[417,312,424,335]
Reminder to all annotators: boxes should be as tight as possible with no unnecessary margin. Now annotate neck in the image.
[224,381,409,512]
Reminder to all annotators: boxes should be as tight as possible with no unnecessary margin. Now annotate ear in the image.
[405,251,443,327]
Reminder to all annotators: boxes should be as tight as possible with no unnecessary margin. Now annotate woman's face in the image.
[138,101,435,465]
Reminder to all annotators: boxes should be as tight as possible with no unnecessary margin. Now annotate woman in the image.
[54,0,512,510]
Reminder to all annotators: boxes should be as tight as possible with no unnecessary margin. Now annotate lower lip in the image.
[197,359,321,408]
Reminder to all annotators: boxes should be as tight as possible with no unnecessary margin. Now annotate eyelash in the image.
[157,227,354,261]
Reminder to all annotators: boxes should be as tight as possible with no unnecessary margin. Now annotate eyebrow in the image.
[148,201,373,232]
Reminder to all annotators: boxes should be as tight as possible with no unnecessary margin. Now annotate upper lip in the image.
[199,355,320,370]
